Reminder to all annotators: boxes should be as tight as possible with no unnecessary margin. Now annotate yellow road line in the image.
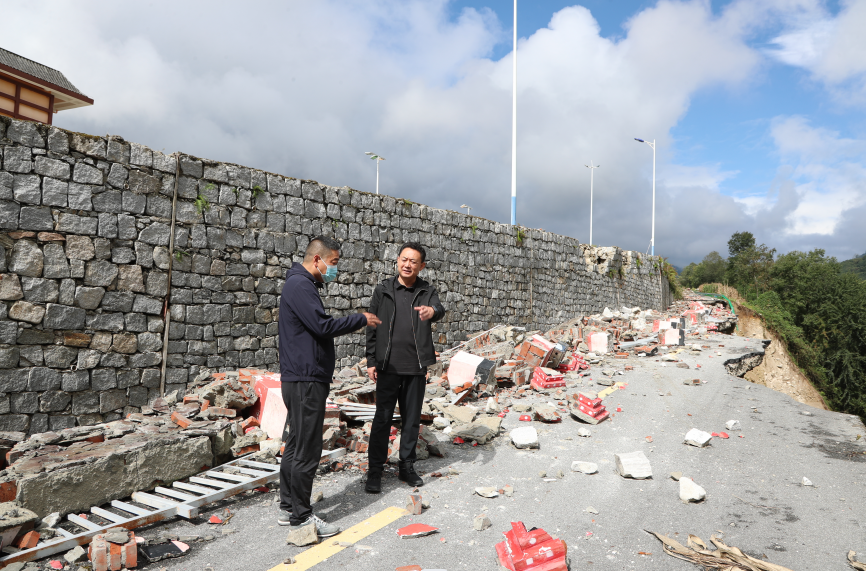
[268,506,409,571]
[598,382,625,400]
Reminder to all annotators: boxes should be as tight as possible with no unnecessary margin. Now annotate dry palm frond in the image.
[645,530,795,571]
[850,551,866,571]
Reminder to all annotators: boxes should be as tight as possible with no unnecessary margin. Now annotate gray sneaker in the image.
[278,510,293,526]
[310,514,341,538]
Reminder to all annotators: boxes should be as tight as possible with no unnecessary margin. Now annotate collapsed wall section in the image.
[0,116,671,435]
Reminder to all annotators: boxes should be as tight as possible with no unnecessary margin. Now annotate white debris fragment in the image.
[577,427,592,437]
[571,461,598,474]
[679,477,707,502]
[475,487,499,498]
[684,428,713,447]
[614,451,652,479]
[433,417,451,429]
[725,420,740,431]
[510,426,539,449]
[802,477,813,486]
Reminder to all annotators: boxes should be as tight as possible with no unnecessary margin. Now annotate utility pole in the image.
[511,0,517,225]
[634,138,656,256]
[585,161,599,246]
[364,152,385,194]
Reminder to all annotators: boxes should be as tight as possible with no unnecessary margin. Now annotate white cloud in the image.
[0,0,863,266]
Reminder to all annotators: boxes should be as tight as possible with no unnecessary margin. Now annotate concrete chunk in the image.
[285,520,318,546]
[509,426,538,449]
[684,428,713,447]
[571,461,598,474]
[679,477,706,502]
[615,451,652,479]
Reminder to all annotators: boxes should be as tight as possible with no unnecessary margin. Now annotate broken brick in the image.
[170,412,192,429]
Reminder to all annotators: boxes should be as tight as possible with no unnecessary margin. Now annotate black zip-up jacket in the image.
[365,275,446,371]
[279,263,367,383]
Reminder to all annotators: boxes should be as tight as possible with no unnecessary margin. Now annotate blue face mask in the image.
[318,259,339,283]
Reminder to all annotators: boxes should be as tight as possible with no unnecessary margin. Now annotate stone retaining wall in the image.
[0,116,671,435]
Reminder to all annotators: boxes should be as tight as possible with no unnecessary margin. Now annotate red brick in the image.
[183,395,202,404]
[201,399,210,411]
[122,533,137,568]
[89,536,109,571]
[15,530,39,549]
[396,566,423,571]
[0,480,16,502]
[240,417,260,431]
[109,541,122,570]
[406,494,423,515]
[171,412,192,429]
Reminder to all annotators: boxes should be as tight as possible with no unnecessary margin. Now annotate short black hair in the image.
[399,242,426,263]
[304,235,341,262]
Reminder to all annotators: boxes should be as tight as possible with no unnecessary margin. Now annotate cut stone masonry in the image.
[0,115,672,434]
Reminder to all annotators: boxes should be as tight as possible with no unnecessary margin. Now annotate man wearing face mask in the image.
[364,242,445,493]
[278,235,381,536]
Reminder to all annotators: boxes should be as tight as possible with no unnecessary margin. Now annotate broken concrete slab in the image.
[532,403,561,423]
[450,423,496,445]
[0,503,38,549]
[509,426,539,449]
[615,451,652,479]
[441,404,478,425]
[679,477,707,502]
[684,428,713,447]
[474,487,499,498]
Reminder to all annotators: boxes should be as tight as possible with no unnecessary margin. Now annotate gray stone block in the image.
[0,199,20,229]
[56,213,98,235]
[11,392,39,414]
[93,190,122,214]
[67,182,93,210]
[111,247,135,265]
[117,369,140,388]
[17,328,55,344]
[122,191,146,215]
[74,286,105,309]
[58,278,75,305]
[107,163,128,188]
[43,345,78,368]
[117,214,137,240]
[100,352,127,368]
[141,369,161,387]
[0,321,18,344]
[146,271,168,297]
[84,260,118,287]
[42,177,68,207]
[19,206,54,231]
[137,332,162,352]
[135,242,154,267]
[117,265,145,292]
[100,389,127,413]
[10,240,44,277]
[28,367,61,391]
[62,370,90,391]
[129,352,162,367]
[76,349,101,369]
[40,390,71,413]
[90,369,117,391]
[0,273,24,300]
[42,243,70,279]
[0,368,29,391]
[133,294,162,315]
[29,412,49,434]
[20,347,45,367]
[0,347,20,368]
[129,143,153,167]
[87,312,125,332]
[93,237,112,260]
[97,212,118,238]
[139,222,171,246]
[0,172,13,200]
[72,391,100,415]
[73,163,103,184]
[48,415,76,431]
[48,127,69,154]
[4,146,32,173]
[43,303,87,330]
[36,156,71,180]
[0,414,29,432]
[101,291,135,312]
[176,201,202,224]
[128,385,148,406]
[21,277,59,303]
[8,120,43,146]
[124,312,148,332]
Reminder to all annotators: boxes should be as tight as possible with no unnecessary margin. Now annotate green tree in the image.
[700,251,727,284]
[728,231,756,258]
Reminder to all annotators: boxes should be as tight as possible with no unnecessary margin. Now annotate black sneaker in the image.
[398,461,424,487]
[365,470,383,493]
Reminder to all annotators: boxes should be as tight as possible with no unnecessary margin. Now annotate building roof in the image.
[0,47,83,95]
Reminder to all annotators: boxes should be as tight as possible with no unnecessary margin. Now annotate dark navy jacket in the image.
[278,263,366,383]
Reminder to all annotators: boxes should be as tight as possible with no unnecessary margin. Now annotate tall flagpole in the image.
[511,0,517,226]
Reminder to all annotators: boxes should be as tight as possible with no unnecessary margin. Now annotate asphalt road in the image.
[136,332,866,571]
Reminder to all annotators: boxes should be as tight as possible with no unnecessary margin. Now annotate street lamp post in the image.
[460,204,472,216]
[634,138,656,256]
[365,152,385,194]
[511,0,517,226]
[584,161,599,246]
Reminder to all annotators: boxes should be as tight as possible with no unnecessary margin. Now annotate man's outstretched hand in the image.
[415,305,435,321]
[362,312,382,327]
[367,366,378,382]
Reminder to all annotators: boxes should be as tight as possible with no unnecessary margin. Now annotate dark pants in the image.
[279,381,329,525]
[368,373,426,472]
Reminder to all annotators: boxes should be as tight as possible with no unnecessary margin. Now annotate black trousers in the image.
[279,381,329,525]
[368,373,426,472]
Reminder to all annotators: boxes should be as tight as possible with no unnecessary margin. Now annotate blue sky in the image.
[4,1,865,266]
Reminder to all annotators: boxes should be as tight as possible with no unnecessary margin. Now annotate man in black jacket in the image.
[278,235,381,535]
[365,242,445,493]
